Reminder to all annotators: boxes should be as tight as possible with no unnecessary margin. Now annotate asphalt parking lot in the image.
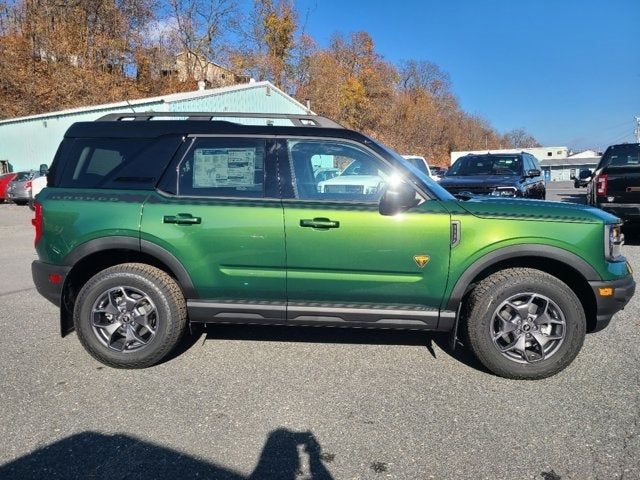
[0,182,638,480]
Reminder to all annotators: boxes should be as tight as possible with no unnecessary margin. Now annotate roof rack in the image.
[96,111,344,129]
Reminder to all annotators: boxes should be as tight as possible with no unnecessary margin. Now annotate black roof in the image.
[65,111,363,140]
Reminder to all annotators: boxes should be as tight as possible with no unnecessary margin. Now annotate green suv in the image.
[31,112,635,379]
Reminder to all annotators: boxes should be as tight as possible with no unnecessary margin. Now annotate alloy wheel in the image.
[491,293,566,364]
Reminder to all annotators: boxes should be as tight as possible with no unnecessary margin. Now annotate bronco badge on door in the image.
[413,255,430,268]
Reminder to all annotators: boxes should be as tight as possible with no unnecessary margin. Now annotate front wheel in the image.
[74,263,187,368]
[464,268,586,380]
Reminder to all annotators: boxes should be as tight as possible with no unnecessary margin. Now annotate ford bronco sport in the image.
[31,112,635,379]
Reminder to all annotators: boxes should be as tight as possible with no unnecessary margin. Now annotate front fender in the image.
[444,243,601,311]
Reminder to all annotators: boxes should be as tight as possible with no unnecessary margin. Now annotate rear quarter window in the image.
[54,136,182,189]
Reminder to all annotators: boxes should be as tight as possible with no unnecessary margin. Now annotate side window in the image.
[287,139,392,202]
[56,136,182,189]
[531,156,541,170]
[523,155,533,171]
[176,138,266,198]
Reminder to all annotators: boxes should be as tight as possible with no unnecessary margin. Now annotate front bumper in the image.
[588,275,635,332]
[597,202,640,221]
[32,260,71,307]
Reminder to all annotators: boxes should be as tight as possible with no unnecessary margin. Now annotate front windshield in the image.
[447,155,523,176]
[372,140,455,201]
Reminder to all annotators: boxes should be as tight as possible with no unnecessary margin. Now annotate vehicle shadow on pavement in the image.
[198,325,490,375]
[0,429,334,480]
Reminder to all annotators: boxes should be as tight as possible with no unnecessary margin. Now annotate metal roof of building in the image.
[0,81,309,126]
[540,156,600,167]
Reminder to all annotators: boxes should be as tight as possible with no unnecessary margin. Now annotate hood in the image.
[440,175,521,187]
[458,197,619,224]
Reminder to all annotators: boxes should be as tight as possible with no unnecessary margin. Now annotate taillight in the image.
[24,180,32,189]
[596,174,608,196]
[32,201,43,247]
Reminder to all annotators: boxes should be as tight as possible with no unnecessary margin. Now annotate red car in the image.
[0,173,17,203]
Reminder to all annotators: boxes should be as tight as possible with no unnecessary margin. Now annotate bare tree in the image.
[399,60,452,98]
[166,0,239,84]
[504,128,541,148]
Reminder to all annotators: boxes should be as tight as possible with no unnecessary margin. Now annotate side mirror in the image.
[39,163,48,176]
[527,169,541,178]
[379,180,421,216]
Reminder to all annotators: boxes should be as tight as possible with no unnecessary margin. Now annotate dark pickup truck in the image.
[588,143,640,222]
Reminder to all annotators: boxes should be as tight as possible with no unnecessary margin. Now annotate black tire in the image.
[464,268,586,380]
[74,263,187,368]
[13,200,27,206]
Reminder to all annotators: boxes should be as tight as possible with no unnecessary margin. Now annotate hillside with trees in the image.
[0,0,539,165]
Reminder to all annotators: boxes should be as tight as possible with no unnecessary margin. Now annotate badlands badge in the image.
[413,254,430,268]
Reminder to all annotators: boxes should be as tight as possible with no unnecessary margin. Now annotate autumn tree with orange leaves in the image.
[0,0,539,165]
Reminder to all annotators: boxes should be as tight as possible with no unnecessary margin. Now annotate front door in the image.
[279,138,452,328]
[141,136,287,322]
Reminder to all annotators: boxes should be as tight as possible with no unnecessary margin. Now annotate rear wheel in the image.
[74,263,187,368]
[13,200,27,206]
[464,268,586,380]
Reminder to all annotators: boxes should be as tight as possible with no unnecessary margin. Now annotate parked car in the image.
[587,143,640,222]
[440,153,546,199]
[317,157,386,196]
[29,174,48,209]
[31,111,634,379]
[6,171,37,205]
[402,155,440,181]
[431,166,448,178]
[0,172,17,203]
[313,167,341,183]
[574,169,593,188]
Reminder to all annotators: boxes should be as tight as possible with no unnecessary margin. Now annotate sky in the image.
[295,0,640,151]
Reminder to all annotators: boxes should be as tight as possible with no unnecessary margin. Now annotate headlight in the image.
[605,224,624,260]
[490,187,517,197]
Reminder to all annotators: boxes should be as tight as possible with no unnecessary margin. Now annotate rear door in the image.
[141,136,287,321]
[278,137,452,328]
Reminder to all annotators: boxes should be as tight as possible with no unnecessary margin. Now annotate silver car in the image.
[6,171,36,205]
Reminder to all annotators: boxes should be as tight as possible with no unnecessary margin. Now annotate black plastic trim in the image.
[140,240,198,298]
[445,244,602,311]
[31,260,71,307]
[188,300,451,331]
[63,236,140,265]
[61,236,198,298]
[588,276,636,332]
[188,300,286,322]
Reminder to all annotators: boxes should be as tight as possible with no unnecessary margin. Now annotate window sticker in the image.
[193,148,256,188]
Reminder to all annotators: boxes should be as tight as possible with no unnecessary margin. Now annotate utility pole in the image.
[635,116,640,143]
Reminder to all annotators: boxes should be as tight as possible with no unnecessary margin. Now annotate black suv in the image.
[440,153,546,199]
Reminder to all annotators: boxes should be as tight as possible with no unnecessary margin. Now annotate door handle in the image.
[163,213,202,225]
[300,218,340,229]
